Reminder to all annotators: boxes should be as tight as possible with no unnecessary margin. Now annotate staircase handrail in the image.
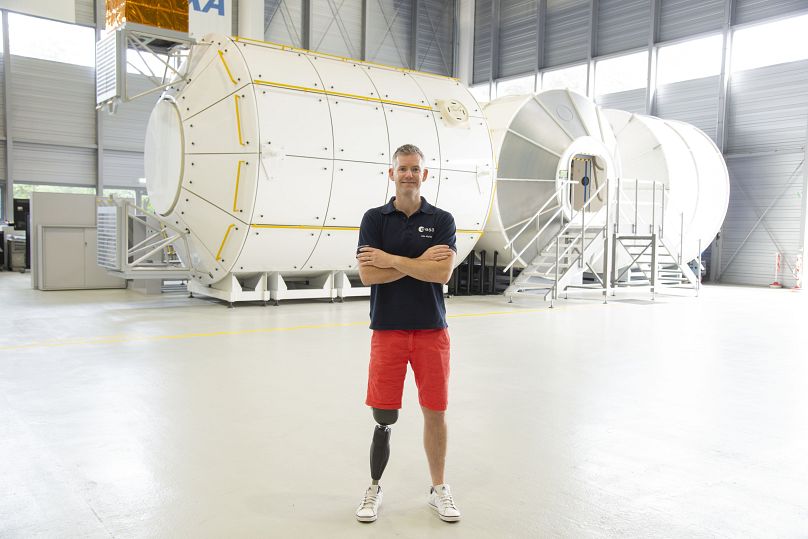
[503,176,610,273]
[502,180,571,250]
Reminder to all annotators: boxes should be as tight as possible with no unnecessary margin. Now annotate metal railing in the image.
[502,174,704,303]
[97,197,191,279]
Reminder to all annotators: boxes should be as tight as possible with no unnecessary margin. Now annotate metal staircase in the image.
[503,178,612,304]
[611,233,699,298]
[500,176,702,304]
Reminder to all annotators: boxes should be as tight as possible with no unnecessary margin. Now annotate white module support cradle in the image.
[144,34,495,304]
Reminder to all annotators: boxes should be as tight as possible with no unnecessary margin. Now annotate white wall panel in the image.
[103,150,145,188]
[658,0,725,42]
[11,56,95,148]
[544,0,590,67]
[727,60,808,154]
[734,0,808,25]
[719,154,805,287]
[596,0,649,56]
[367,0,412,68]
[416,0,455,76]
[596,88,646,114]
[101,76,156,152]
[656,76,721,142]
[75,0,95,26]
[473,0,493,83]
[311,0,362,58]
[499,0,537,78]
[264,0,304,47]
[14,142,95,186]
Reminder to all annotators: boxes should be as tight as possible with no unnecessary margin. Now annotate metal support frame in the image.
[452,0,460,79]
[94,1,104,196]
[645,0,660,115]
[536,0,546,88]
[489,0,501,85]
[360,0,368,60]
[96,23,194,113]
[2,10,13,222]
[97,197,191,280]
[410,0,418,70]
[715,0,736,153]
[587,0,598,97]
[801,116,808,259]
[302,0,312,50]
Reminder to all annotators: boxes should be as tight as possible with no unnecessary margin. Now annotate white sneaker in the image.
[356,484,382,522]
[428,484,461,522]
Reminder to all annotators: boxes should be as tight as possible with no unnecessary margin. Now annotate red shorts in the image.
[366,329,451,412]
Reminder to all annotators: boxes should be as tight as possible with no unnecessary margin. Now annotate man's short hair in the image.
[392,144,425,167]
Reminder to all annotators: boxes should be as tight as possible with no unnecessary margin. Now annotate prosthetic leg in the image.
[370,408,398,484]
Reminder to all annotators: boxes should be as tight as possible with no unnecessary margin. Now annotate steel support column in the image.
[537,0,546,88]
[645,0,660,115]
[302,0,312,50]
[94,0,104,196]
[361,0,368,60]
[587,0,598,97]
[799,115,808,269]
[410,0,419,69]
[712,0,735,281]
[2,10,14,220]
[490,0,501,87]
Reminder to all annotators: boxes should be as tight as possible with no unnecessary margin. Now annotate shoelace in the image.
[361,490,379,509]
[438,492,457,510]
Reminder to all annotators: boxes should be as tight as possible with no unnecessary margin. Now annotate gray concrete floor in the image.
[1,271,806,538]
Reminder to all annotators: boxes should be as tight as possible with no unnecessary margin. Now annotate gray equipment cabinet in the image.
[37,225,126,290]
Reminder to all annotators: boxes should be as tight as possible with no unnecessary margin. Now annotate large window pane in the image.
[468,83,492,104]
[595,51,648,96]
[9,13,94,67]
[495,74,536,98]
[13,184,96,199]
[657,34,723,85]
[542,64,588,95]
[731,14,808,73]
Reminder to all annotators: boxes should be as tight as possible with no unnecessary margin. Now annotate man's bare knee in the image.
[421,406,445,422]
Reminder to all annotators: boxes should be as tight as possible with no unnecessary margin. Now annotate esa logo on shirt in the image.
[418,225,435,238]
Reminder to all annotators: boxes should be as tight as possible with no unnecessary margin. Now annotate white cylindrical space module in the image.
[603,109,730,262]
[475,90,621,267]
[145,34,494,286]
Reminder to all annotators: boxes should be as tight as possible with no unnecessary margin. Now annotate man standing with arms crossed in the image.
[354,144,461,523]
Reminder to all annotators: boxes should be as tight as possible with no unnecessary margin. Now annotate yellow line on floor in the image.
[0,306,562,351]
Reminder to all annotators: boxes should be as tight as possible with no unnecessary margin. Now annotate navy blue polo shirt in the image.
[358,197,457,330]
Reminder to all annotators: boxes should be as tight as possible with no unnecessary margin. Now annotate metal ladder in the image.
[610,179,701,299]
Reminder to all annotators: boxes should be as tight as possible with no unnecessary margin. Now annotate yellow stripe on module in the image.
[251,224,360,231]
[233,36,459,82]
[250,223,481,234]
[234,94,244,145]
[253,79,432,111]
[218,50,237,84]
[233,160,244,212]
[216,224,236,261]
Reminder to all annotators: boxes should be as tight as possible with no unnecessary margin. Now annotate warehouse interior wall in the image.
[470,0,808,287]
